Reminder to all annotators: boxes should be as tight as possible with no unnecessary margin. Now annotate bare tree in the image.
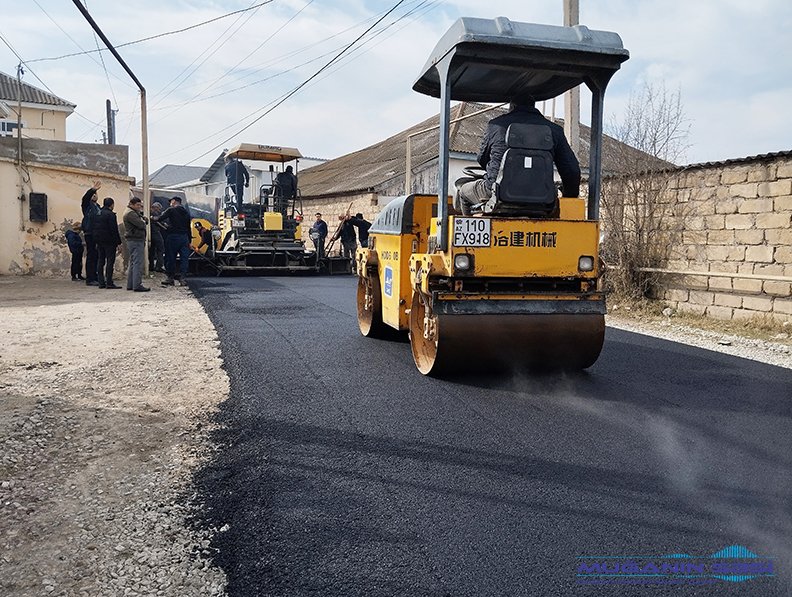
[601,81,691,298]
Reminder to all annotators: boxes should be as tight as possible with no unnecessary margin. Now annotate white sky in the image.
[3,0,791,179]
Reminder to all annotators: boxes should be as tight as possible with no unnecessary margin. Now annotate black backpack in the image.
[489,123,558,217]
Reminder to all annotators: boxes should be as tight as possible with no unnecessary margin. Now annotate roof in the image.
[0,71,75,109]
[414,17,629,103]
[149,164,207,187]
[200,150,227,183]
[226,143,302,162]
[679,150,792,172]
[298,102,666,198]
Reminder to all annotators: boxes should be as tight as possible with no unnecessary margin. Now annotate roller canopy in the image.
[413,16,629,102]
[226,143,303,162]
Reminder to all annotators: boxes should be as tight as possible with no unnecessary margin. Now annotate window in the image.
[0,120,22,137]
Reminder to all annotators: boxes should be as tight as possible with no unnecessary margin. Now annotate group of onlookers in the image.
[309,212,371,261]
[67,183,195,291]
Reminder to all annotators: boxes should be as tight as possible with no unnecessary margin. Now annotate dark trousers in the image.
[84,234,98,282]
[149,232,165,271]
[165,233,190,279]
[70,248,84,277]
[97,243,117,286]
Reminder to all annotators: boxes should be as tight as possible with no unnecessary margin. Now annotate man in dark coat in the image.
[158,196,192,286]
[92,197,122,289]
[148,202,166,272]
[80,181,102,285]
[349,213,371,248]
[224,156,249,210]
[273,165,298,215]
[455,99,580,214]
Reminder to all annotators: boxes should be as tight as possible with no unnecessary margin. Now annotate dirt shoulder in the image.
[0,277,228,597]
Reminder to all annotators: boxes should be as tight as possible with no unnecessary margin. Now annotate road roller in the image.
[356,17,629,375]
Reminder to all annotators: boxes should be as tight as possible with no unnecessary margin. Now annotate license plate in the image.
[232,219,245,228]
[453,218,491,247]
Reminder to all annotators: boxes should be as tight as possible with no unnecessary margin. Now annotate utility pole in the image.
[105,99,116,144]
[16,62,25,231]
[71,0,149,273]
[16,63,23,165]
[564,0,580,157]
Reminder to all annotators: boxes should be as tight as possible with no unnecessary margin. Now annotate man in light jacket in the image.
[123,197,150,292]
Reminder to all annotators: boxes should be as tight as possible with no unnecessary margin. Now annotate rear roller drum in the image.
[357,274,387,338]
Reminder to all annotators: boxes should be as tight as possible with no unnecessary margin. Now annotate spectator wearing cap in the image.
[309,212,328,259]
[123,196,150,292]
[157,196,192,286]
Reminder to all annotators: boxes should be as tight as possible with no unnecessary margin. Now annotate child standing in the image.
[65,221,85,281]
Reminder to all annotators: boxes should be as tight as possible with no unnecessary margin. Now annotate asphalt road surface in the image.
[190,276,792,597]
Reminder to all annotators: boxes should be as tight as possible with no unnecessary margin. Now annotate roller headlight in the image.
[454,254,472,272]
[578,256,595,272]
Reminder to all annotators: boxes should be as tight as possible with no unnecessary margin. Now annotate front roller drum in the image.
[409,293,605,376]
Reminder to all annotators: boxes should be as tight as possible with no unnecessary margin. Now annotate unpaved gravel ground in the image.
[0,276,228,597]
[1,276,789,597]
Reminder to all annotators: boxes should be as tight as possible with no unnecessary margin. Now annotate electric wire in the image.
[27,1,275,63]
[182,0,409,165]
[0,31,103,129]
[180,0,316,112]
[151,0,266,107]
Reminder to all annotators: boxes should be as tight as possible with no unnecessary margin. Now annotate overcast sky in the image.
[3,0,791,179]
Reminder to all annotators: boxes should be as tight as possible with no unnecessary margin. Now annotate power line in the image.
[151,0,266,107]
[0,31,103,128]
[183,0,409,165]
[181,0,316,111]
[26,1,275,64]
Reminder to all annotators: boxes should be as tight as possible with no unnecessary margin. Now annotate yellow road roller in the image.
[356,17,629,375]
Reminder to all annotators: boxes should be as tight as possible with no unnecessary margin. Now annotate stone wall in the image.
[298,192,381,253]
[655,154,792,322]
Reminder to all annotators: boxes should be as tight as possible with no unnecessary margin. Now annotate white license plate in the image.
[232,219,246,228]
[453,218,491,247]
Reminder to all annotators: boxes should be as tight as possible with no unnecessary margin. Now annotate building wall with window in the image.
[0,103,70,141]
[0,137,131,276]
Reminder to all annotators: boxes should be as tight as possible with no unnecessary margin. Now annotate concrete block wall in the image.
[657,155,792,323]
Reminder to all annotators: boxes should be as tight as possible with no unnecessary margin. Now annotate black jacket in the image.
[339,220,356,244]
[93,207,122,246]
[224,159,249,187]
[157,205,192,236]
[349,217,371,243]
[477,105,581,197]
[80,188,101,234]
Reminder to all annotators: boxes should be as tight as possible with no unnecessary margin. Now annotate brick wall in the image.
[656,154,792,322]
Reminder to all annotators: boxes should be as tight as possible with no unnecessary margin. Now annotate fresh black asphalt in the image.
[190,275,792,596]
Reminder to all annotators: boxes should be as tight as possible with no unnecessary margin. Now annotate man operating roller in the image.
[455,97,581,215]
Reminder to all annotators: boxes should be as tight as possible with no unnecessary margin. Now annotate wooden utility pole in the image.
[564,0,580,156]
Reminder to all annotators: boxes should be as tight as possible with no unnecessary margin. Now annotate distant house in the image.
[148,164,207,189]
[0,71,75,141]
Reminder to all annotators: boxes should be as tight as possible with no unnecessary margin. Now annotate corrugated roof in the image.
[0,71,75,109]
[149,164,207,187]
[679,150,792,171]
[299,102,668,198]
